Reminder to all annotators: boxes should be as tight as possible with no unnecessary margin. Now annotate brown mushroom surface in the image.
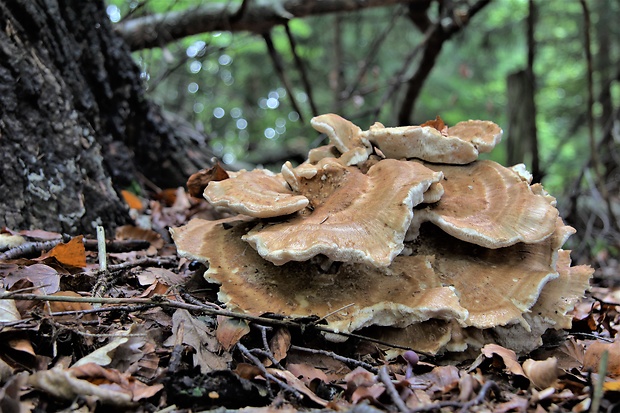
[362,120,502,164]
[409,219,575,329]
[170,218,469,335]
[243,158,443,267]
[203,168,309,218]
[412,160,559,248]
[311,114,372,157]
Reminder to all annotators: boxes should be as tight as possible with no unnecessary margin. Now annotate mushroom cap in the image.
[410,218,574,329]
[203,168,309,218]
[170,218,468,335]
[311,114,370,154]
[242,158,443,267]
[446,120,503,154]
[413,160,559,248]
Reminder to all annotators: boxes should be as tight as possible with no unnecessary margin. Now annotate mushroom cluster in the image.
[172,114,592,356]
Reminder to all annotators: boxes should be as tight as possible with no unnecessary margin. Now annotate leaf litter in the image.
[0,189,619,412]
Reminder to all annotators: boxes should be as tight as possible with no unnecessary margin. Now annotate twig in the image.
[0,292,418,351]
[96,226,107,272]
[255,325,285,369]
[290,345,377,373]
[0,237,153,261]
[0,239,64,260]
[263,31,304,122]
[284,23,318,117]
[378,365,408,413]
[340,6,402,101]
[237,342,302,400]
[458,380,499,413]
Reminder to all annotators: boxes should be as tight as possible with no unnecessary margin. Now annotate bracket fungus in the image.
[173,113,592,356]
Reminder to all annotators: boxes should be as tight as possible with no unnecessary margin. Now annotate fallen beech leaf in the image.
[481,344,525,377]
[0,331,37,369]
[187,162,230,198]
[16,229,62,241]
[121,190,144,210]
[0,299,20,322]
[522,357,559,389]
[603,381,620,392]
[215,316,250,351]
[287,363,329,385]
[73,324,147,372]
[163,309,231,373]
[48,291,95,322]
[420,115,448,135]
[267,368,328,406]
[4,263,60,294]
[137,267,185,287]
[115,226,164,250]
[583,340,620,376]
[269,328,291,362]
[36,236,86,268]
[410,365,460,393]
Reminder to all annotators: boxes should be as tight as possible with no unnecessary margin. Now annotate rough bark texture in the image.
[0,0,212,234]
[117,0,417,50]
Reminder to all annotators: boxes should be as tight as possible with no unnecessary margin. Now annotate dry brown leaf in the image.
[4,264,60,295]
[420,115,448,135]
[215,316,250,351]
[163,309,231,373]
[0,299,21,322]
[480,344,526,377]
[13,229,62,241]
[121,190,144,211]
[48,291,95,322]
[38,236,86,268]
[287,363,329,386]
[410,365,461,393]
[522,357,559,389]
[187,162,230,198]
[267,368,328,406]
[115,226,164,250]
[583,340,620,376]
[269,328,291,362]
[0,331,37,369]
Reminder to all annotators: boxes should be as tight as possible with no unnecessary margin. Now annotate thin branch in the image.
[0,292,418,351]
[116,0,417,51]
[378,366,408,413]
[284,23,318,117]
[263,31,305,122]
[341,6,402,101]
[290,345,377,373]
[458,380,499,413]
[237,342,302,400]
[398,0,491,124]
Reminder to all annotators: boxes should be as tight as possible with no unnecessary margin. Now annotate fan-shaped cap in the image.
[409,218,575,329]
[170,218,468,335]
[203,168,309,218]
[310,114,373,165]
[362,119,502,164]
[242,158,443,267]
[411,160,559,248]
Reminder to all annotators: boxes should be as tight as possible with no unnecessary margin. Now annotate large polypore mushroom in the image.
[173,113,592,356]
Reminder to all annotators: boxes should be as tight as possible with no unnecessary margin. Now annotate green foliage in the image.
[106,0,618,197]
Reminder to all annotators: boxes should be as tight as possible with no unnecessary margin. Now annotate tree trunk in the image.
[0,0,212,234]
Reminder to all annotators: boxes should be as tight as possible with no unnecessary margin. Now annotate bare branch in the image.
[116,0,419,50]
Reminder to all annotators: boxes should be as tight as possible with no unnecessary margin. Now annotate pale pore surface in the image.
[243,159,443,267]
[170,218,468,335]
[203,168,309,218]
[414,160,559,248]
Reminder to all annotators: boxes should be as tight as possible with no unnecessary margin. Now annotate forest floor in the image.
[0,189,619,412]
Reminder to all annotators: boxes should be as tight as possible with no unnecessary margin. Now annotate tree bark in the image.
[0,0,213,234]
[117,0,417,50]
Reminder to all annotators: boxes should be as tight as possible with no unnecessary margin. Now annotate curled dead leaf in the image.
[522,357,559,389]
[215,316,250,351]
[583,340,620,376]
[38,236,86,268]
